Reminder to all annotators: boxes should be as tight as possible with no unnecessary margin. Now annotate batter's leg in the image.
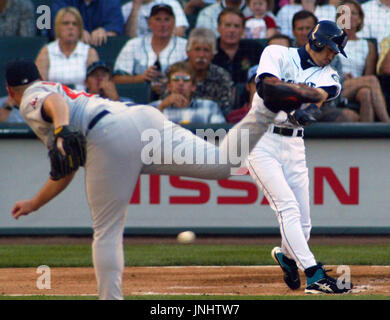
[283,152,312,243]
[246,139,316,270]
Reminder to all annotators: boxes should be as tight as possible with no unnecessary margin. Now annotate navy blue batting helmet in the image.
[308,20,348,58]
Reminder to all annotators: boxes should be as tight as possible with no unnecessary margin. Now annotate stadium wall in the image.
[1,123,390,235]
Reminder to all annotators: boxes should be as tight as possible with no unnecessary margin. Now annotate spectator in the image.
[113,4,187,100]
[0,0,35,37]
[84,61,134,102]
[290,9,358,122]
[186,27,234,117]
[195,0,253,36]
[377,34,390,75]
[122,0,189,38]
[35,7,99,91]
[0,96,24,123]
[245,0,278,39]
[225,64,257,123]
[212,7,265,83]
[276,0,336,38]
[267,33,292,46]
[151,61,225,124]
[337,0,390,122]
[291,10,318,47]
[51,0,124,46]
[357,0,390,55]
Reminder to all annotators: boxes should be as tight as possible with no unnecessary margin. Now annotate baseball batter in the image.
[246,21,353,294]
[5,59,314,300]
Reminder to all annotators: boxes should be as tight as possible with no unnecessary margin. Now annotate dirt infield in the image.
[0,236,389,297]
[0,265,389,297]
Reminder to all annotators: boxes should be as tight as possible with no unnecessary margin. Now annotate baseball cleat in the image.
[304,263,353,294]
[271,247,301,290]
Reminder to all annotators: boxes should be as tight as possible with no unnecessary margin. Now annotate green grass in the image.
[1,243,388,301]
[0,243,389,267]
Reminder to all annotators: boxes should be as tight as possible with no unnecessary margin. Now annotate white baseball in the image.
[177,231,196,244]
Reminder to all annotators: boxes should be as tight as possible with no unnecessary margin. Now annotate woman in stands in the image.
[35,6,99,91]
[337,0,390,122]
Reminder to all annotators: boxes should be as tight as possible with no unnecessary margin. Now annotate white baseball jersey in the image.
[252,44,341,128]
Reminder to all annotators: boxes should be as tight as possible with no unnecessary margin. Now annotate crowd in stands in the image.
[1,0,390,125]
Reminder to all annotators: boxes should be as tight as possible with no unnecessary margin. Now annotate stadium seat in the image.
[379,75,390,108]
[256,38,269,48]
[233,82,248,108]
[116,83,151,104]
[0,36,48,97]
[93,36,130,70]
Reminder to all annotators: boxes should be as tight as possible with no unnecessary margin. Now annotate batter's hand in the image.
[12,199,35,220]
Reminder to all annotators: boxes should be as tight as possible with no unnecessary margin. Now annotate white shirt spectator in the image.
[195,0,253,36]
[339,39,369,78]
[47,40,90,91]
[114,34,187,75]
[358,0,390,54]
[276,4,336,38]
[121,0,189,37]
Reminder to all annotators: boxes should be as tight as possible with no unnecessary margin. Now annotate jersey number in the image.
[62,85,94,99]
[41,82,94,99]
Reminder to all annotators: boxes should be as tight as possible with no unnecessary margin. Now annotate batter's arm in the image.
[12,172,76,219]
[314,88,329,108]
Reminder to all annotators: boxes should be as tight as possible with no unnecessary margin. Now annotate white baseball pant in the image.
[246,127,317,270]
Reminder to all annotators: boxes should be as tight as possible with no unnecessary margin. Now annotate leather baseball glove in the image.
[261,77,323,113]
[49,125,86,180]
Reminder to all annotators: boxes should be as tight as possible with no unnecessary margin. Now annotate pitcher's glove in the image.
[261,78,323,113]
[49,125,87,180]
[288,103,322,126]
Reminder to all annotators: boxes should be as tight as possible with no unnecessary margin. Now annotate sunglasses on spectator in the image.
[171,75,191,82]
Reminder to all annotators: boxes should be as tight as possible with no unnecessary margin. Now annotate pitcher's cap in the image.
[6,59,41,87]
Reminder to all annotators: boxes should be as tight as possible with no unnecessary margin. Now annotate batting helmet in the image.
[308,20,348,58]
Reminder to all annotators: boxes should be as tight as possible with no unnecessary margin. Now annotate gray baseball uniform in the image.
[19,81,276,299]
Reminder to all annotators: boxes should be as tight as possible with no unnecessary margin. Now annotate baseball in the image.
[177,231,196,244]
